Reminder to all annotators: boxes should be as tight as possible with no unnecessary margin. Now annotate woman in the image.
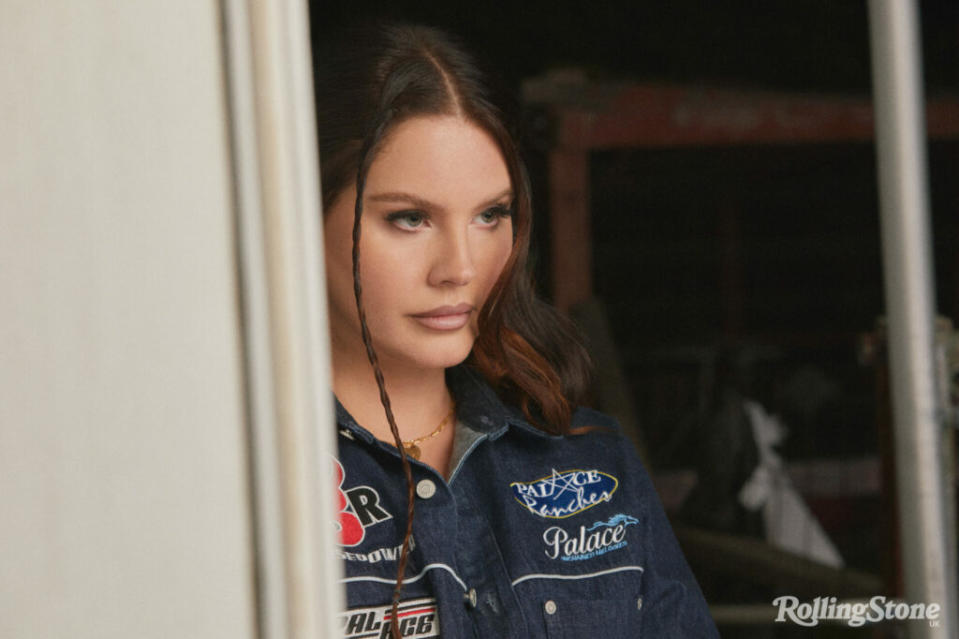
[314,22,718,639]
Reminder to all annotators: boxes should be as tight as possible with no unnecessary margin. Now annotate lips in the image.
[411,303,474,330]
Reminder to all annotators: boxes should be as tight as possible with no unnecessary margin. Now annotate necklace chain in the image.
[402,402,455,460]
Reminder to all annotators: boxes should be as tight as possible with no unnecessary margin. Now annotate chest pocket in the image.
[511,565,645,639]
[540,597,643,639]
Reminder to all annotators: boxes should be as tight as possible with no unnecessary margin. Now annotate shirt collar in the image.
[333,364,554,442]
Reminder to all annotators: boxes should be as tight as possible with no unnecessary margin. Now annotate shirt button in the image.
[636,597,643,610]
[415,479,436,499]
[544,600,557,615]
[464,588,477,608]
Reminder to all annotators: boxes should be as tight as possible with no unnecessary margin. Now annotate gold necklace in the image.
[402,403,455,460]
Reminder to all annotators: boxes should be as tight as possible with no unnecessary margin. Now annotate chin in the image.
[416,348,473,371]
[395,335,476,372]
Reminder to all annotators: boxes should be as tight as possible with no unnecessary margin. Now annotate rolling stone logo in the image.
[342,598,440,639]
[333,457,392,547]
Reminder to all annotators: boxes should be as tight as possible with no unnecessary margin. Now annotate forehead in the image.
[365,116,511,205]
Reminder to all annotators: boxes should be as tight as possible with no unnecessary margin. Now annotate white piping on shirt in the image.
[341,562,468,592]
[511,565,645,587]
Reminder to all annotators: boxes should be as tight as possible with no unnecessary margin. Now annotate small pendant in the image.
[404,444,421,460]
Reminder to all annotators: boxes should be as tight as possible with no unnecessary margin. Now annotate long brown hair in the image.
[311,22,592,634]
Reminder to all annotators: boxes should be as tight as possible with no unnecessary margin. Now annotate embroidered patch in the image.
[510,468,619,518]
[341,597,440,639]
[543,513,639,561]
[333,457,392,547]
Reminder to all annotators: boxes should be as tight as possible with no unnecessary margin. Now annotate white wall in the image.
[0,3,255,637]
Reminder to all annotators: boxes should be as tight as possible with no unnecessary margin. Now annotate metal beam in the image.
[867,2,958,637]
[535,84,959,150]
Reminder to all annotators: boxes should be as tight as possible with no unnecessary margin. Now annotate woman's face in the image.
[324,115,514,373]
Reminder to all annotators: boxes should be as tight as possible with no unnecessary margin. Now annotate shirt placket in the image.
[449,471,530,638]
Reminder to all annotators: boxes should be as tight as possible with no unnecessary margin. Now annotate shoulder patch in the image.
[510,468,619,518]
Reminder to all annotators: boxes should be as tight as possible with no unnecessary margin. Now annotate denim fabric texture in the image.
[334,365,719,638]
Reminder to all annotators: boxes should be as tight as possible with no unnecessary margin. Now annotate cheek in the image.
[355,238,421,312]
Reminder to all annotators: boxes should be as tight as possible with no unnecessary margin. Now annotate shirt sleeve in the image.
[574,408,719,638]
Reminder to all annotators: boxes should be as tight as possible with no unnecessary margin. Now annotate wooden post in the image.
[549,148,592,311]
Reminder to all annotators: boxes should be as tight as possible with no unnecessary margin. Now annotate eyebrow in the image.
[366,188,514,212]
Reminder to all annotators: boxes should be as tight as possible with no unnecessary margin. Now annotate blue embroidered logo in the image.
[510,468,619,519]
[587,513,638,531]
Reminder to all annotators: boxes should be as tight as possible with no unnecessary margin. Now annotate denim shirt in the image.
[334,365,719,638]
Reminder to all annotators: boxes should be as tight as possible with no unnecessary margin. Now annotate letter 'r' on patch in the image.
[510,468,619,519]
[332,457,392,547]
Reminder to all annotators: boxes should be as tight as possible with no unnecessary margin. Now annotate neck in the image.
[332,349,453,444]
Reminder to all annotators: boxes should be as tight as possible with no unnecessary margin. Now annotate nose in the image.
[428,230,476,287]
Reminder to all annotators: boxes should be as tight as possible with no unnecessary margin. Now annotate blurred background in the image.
[313,2,959,636]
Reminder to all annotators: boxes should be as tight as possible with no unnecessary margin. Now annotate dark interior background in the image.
[312,1,957,92]
[311,2,958,634]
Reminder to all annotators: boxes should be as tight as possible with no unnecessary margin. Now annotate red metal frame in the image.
[543,83,959,311]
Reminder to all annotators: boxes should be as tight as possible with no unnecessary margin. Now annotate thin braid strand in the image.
[351,113,417,639]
